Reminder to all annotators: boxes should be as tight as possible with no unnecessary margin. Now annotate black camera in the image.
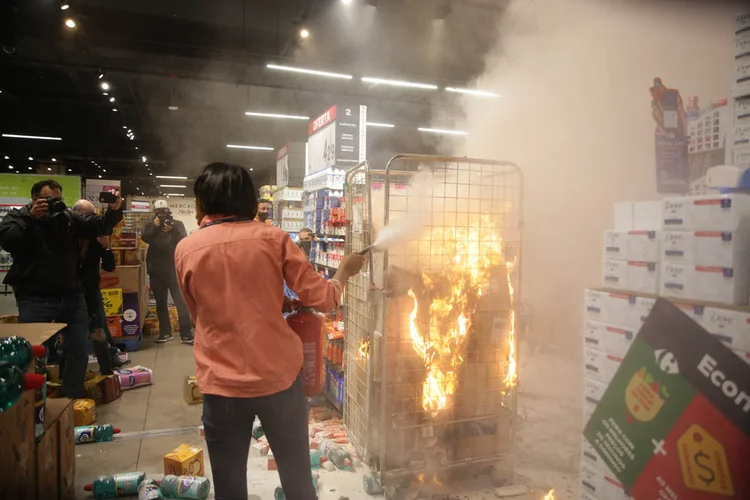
[45,197,67,214]
[99,191,117,204]
[157,212,174,227]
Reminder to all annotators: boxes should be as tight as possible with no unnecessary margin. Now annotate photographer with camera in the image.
[0,180,123,399]
[142,200,193,344]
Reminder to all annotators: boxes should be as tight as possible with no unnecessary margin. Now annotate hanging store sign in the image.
[307,104,367,175]
[583,299,750,499]
[277,144,291,188]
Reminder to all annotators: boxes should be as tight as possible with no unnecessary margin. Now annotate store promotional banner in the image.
[650,78,690,194]
[307,104,367,175]
[0,174,81,205]
[583,299,750,499]
[85,179,121,204]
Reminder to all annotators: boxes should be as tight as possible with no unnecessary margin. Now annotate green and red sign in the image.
[584,298,750,499]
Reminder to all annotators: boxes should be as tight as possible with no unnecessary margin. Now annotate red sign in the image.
[308,105,337,136]
[276,143,290,162]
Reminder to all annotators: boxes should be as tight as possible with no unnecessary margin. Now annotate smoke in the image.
[438,0,739,346]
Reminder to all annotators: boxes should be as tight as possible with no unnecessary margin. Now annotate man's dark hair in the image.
[300,227,313,235]
[31,179,63,198]
[193,163,257,219]
[258,198,271,206]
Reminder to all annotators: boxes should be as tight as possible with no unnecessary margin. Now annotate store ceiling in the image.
[0,0,507,195]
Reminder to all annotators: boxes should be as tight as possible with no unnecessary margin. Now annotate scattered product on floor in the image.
[115,365,153,390]
[138,478,163,499]
[163,443,205,476]
[182,375,202,405]
[73,398,97,426]
[85,371,123,404]
[274,474,318,500]
[84,471,146,498]
[160,475,211,499]
[74,424,121,444]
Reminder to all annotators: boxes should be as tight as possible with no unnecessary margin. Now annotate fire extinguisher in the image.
[287,307,324,397]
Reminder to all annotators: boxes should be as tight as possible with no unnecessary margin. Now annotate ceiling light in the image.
[366,122,395,128]
[156,175,188,180]
[342,0,353,3]
[245,111,309,120]
[103,169,107,172]
[103,93,109,96]
[64,19,76,28]
[226,144,274,151]
[98,175,102,178]
[112,108,117,112]
[47,167,52,171]
[51,158,57,162]
[68,169,72,172]
[168,106,179,111]
[299,27,310,39]
[165,193,185,197]
[266,64,353,80]
[101,82,110,91]
[159,184,186,188]
[122,126,127,129]
[3,155,8,159]
[98,72,105,80]
[60,1,70,10]
[109,97,115,102]
[28,157,33,160]
[29,167,33,170]
[2,134,62,141]
[445,87,500,98]
[362,77,438,90]
[149,173,153,176]
[418,127,469,136]
[142,156,147,162]
[249,168,254,171]
[7,166,12,170]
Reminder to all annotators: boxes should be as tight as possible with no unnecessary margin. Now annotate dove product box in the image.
[632,201,662,231]
[661,263,749,305]
[583,346,623,385]
[671,302,706,330]
[583,377,608,408]
[583,319,635,358]
[661,231,694,263]
[602,259,627,290]
[584,289,613,323]
[626,231,660,262]
[632,296,656,330]
[625,261,658,295]
[703,306,750,352]
[659,263,697,300]
[613,202,634,231]
[662,230,750,268]
[581,440,620,479]
[580,460,631,500]
[662,197,692,230]
[690,194,750,231]
[603,230,628,259]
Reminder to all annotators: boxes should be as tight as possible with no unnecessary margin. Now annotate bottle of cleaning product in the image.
[159,475,211,500]
[251,421,264,440]
[0,336,47,371]
[74,424,122,444]
[318,439,352,469]
[138,479,164,500]
[83,472,147,498]
[0,362,45,412]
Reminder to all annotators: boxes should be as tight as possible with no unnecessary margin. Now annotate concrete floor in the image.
[0,293,582,500]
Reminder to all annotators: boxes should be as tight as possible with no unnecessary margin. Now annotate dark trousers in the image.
[202,376,317,500]
[150,272,192,337]
[17,293,89,398]
[84,286,115,375]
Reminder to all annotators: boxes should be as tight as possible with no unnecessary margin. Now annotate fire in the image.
[503,258,518,388]
[544,489,555,500]
[358,337,371,360]
[406,220,517,415]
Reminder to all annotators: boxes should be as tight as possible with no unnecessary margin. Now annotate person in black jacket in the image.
[141,200,193,344]
[0,180,123,398]
[72,199,129,375]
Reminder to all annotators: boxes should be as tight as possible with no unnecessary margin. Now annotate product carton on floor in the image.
[164,444,204,477]
[72,399,96,427]
[183,376,203,405]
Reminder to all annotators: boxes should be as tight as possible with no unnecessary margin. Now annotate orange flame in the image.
[544,489,555,500]
[406,220,517,416]
[358,337,370,360]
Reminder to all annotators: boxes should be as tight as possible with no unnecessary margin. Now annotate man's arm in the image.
[0,210,36,255]
[99,244,116,272]
[141,222,159,244]
[71,209,123,238]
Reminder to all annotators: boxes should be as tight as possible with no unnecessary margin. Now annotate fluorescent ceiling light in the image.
[168,106,179,111]
[2,134,62,141]
[366,122,395,128]
[245,111,309,120]
[65,19,76,28]
[3,156,8,159]
[266,64,353,80]
[418,127,469,136]
[101,82,110,90]
[165,193,185,197]
[141,156,147,162]
[109,97,115,102]
[51,158,57,162]
[28,157,33,160]
[156,175,188,180]
[445,87,500,98]
[362,77,437,90]
[159,184,186,188]
[227,144,274,151]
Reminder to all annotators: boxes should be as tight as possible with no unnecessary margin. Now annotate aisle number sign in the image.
[101,288,124,317]
[583,299,750,499]
[307,104,367,175]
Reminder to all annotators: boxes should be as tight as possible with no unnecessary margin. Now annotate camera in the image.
[45,197,67,214]
[157,211,174,227]
[98,191,117,204]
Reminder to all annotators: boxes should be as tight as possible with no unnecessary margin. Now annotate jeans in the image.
[17,293,89,398]
[150,272,192,337]
[84,286,115,375]
[202,376,317,500]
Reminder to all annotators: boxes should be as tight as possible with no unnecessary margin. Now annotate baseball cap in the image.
[154,200,168,210]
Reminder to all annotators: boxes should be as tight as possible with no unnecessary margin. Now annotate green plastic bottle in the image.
[160,475,211,500]
[138,479,164,500]
[0,362,45,412]
[74,424,122,445]
[83,472,147,498]
[0,336,46,371]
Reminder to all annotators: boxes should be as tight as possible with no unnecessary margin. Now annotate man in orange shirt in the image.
[175,163,364,500]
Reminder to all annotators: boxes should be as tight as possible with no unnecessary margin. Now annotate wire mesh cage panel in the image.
[345,155,523,496]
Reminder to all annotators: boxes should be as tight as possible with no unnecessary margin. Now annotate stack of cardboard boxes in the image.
[583,194,750,500]
[100,264,147,348]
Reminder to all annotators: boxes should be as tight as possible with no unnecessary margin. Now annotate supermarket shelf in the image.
[323,388,343,413]
[314,263,339,273]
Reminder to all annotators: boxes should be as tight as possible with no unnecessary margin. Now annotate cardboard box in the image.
[613,201,634,231]
[583,347,623,385]
[163,444,204,476]
[703,306,750,352]
[72,399,96,427]
[0,390,37,499]
[602,259,627,290]
[583,319,635,358]
[107,317,123,338]
[603,230,628,259]
[583,377,607,407]
[660,262,749,305]
[85,375,122,405]
[659,262,697,301]
[632,201,662,231]
[626,231,659,262]
[662,230,750,268]
[36,414,59,500]
[0,313,19,323]
[101,288,124,317]
[0,323,67,346]
[662,197,692,230]
[183,376,203,405]
[41,399,75,500]
[100,265,144,294]
[625,261,658,295]
[583,289,612,323]
[120,292,142,337]
[580,460,630,500]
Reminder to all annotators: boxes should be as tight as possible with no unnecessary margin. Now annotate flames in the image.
[406,220,517,416]
[544,489,555,500]
[358,337,371,360]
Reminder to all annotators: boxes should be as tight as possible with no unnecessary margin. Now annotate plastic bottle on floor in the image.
[74,424,122,444]
[273,475,318,500]
[0,336,46,371]
[0,362,45,412]
[318,439,352,470]
[83,472,147,498]
[159,475,211,500]
[138,479,164,500]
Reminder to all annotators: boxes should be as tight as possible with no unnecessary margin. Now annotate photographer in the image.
[72,199,129,375]
[0,180,123,399]
[141,200,193,344]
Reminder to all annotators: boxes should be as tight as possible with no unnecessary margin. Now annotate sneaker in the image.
[180,335,195,345]
[156,333,174,343]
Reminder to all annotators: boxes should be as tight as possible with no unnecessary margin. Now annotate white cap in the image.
[154,200,168,210]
